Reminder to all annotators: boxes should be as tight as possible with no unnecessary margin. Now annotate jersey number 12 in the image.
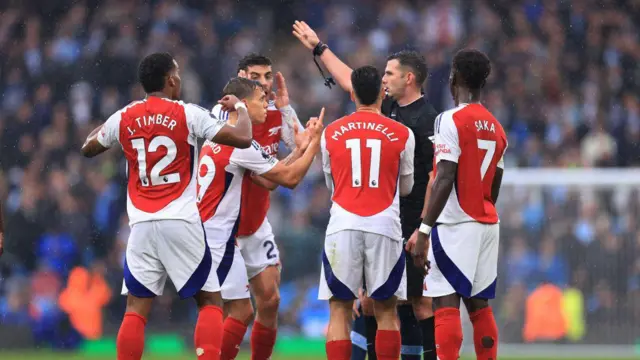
[346,138,381,188]
[131,136,180,187]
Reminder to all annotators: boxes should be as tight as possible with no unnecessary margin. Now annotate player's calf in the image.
[326,298,354,360]
[194,290,225,360]
[249,265,280,360]
[372,297,401,360]
[464,297,498,360]
[117,295,153,360]
[221,299,254,360]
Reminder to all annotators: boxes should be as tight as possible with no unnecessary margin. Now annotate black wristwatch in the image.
[313,41,329,56]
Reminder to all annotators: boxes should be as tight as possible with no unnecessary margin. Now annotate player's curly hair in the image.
[452,49,491,90]
[138,52,175,93]
[237,53,272,73]
[223,77,262,100]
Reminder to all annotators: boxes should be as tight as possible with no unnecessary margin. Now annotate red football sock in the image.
[375,329,401,360]
[434,307,463,360]
[116,312,147,360]
[250,321,277,360]
[325,339,352,360]
[470,307,499,360]
[194,305,224,360]
[221,317,248,360]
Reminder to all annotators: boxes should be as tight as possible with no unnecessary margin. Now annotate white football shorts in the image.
[423,222,499,299]
[218,244,251,301]
[318,230,407,301]
[122,220,216,299]
[237,218,281,280]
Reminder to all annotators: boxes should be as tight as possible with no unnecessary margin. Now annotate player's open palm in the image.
[274,72,290,109]
[218,95,241,112]
[293,20,320,50]
[293,122,311,151]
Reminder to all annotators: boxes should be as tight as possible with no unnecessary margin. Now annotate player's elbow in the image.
[235,136,252,149]
[280,172,302,189]
[399,186,413,197]
[81,143,97,158]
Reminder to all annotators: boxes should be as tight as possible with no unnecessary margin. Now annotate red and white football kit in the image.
[212,101,302,279]
[197,139,279,301]
[97,96,226,299]
[318,111,415,301]
[423,103,507,299]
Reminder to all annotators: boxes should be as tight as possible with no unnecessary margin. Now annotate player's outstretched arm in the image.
[259,108,325,189]
[293,21,354,92]
[81,124,110,158]
[211,95,252,149]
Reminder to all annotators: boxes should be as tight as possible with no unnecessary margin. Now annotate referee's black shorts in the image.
[403,229,426,298]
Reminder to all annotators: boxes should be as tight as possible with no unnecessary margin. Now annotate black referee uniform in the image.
[382,95,438,297]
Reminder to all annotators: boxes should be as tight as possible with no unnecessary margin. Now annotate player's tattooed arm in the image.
[293,21,354,92]
[81,124,110,158]
[258,108,325,189]
[491,168,503,203]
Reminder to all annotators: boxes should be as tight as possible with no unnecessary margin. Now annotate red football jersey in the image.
[433,103,507,224]
[322,111,415,240]
[211,101,303,237]
[97,96,224,225]
[197,140,278,246]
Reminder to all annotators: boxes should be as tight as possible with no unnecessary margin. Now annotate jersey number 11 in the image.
[346,138,381,188]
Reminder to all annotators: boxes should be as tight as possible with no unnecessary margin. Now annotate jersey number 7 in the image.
[346,138,381,188]
[477,139,496,180]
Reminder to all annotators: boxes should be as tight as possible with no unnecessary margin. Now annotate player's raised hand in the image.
[307,107,325,138]
[293,20,320,50]
[218,95,241,112]
[293,122,311,151]
[274,72,290,109]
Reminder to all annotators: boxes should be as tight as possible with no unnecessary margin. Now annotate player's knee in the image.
[257,287,280,315]
[411,296,433,319]
[228,299,255,325]
[194,290,223,309]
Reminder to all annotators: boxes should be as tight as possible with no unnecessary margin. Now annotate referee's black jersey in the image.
[381,95,438,238]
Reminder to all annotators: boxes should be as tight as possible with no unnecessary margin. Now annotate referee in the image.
[294,21,438,360]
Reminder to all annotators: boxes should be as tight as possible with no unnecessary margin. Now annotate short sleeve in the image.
[321,130,331,174]
[97,110,122,148]
[211,104,230,122]
[185,103,226,140]
[280,105,304,150]
[434,111,461,164]
[230,140,279,175]
[497,141,507,169]
[400,128,415,176]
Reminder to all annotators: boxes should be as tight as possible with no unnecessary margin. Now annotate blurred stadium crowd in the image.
[0,0,639,349]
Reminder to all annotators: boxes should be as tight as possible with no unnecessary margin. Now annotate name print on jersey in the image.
[475,120,496,133]
[128,114,179,135]
[330,121,399,142]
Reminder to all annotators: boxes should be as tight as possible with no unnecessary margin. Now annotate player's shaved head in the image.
[387,50,428,87]
[237,53,272,73]
[223,77,263,100]
[452,49,491,90]
[351,65,382,106]
[138,52,176,93]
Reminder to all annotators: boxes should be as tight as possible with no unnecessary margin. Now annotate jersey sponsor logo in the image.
[435,143,451,155]
[261,142,279,156]
[268,126,282,137]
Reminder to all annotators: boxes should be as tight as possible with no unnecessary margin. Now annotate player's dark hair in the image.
[138,52,176,93]
[223,77,262,100]
[351,65,382,106]
[387,50,428,87]
[452,49,491,90]
[237,53,272,73]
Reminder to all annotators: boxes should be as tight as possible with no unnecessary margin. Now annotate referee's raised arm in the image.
[293,20,354,92]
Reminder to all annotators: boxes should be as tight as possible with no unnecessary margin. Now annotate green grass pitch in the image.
[0,353,634,360]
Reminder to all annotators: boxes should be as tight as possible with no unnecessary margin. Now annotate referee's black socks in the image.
[419,315,436,360]
[398,304,422,359]
[364,315,378,360]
